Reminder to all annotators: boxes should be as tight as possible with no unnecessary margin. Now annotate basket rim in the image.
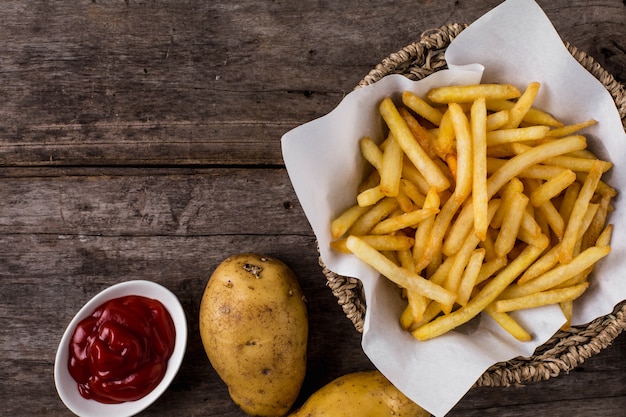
[321,22,626,388]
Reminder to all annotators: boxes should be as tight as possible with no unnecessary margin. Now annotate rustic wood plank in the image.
[1,1,625,416]
[0,0,623,166]
[0,168,310,236]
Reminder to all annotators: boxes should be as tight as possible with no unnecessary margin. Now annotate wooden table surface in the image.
[1,1,625,416]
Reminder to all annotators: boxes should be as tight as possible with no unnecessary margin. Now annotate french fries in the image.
[330,81,615,342]
[427,83,521,103]
[379,97,450,192]
[471,97,489,241]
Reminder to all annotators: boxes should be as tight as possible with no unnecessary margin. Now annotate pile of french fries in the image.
[330,82,616,342]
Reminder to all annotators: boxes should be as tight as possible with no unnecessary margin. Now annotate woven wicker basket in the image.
[321,23,626,388]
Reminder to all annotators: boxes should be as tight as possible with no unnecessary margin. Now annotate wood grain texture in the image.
[0,0,625,416]
[0,0,623,166]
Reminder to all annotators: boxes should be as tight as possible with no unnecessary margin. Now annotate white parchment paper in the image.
[281,0,626,415]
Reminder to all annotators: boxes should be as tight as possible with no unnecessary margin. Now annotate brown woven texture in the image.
[321,23,626,388]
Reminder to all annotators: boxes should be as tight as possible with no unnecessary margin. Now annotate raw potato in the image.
[289,370,430,417]
[199,254,308,417]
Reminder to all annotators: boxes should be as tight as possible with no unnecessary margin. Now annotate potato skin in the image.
[199,254,308,417]
[289,370,430,417]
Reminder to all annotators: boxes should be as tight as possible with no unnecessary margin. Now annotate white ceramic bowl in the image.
[54,280,188,417]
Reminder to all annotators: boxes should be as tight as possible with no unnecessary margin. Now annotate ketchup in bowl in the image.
[67,295,176,404]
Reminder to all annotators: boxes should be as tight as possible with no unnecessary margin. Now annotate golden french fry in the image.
[379,133,404,197]
[401,160,431,195]
[546,119,597,138]
[484,304,532,342]
[577,202,600,249]
[486,99,563,127]
[560,299,574,330]
[444,198,501,262]
[399,178,426,207]
[433,152,453,180]
[524,178,565,238]
[395,189,415,213]
[502,82,541,129]
[567,149,598,159]
[409,300,444,332]
[576,171,617,198]
[506,142,531,155]
[559,182,582,222]
[435,109,455,157]
[428,254,456,287]
[518,232,551,252]
[456,248,486,307]
[359,136,384,170]
[379,97,450,192]
[396,244,416,273]
[520,164,569,180]
[381,249,399,265]
[486,135,587,199]
[346,236,455,305]
[378,136,391,151]
[416,196,462,271]
[494,191,528,258]
[425,254,443,280]
[348,197,398,236]
[543,154,612,173]
[408,290,430,323]
[479,227,498,262]
[427,83,521,103]
[536,200,565,239]
[398,107,438,159]
[520,207,542,240]
[495,282,589,313]
[442,234,483,314]
[486,125,550,146]
[595,224,613,247]
[507,240,529,260]
[442,200,479,257]
[402,91,444,126]
[486,144,517,158]
[448,102,474,201]
[412,188,440,268]
[530,169,577,207]
[357,185,385,207]
[400,304,415,330]
[331,204,370,239]
[558,266,595,289]
[444,153,458,185]
[517,244,561,285]
[491,177,524,229]
[370,207,439,235]
[487,158,569,180]
[358,169,381,194]
[331,234,416,253]
[582,193,612,250]
[559,160,604,264]
[519,211,584,280]
[504,245,610,298]
[471,97,489,241]
[486,110,510,131]
[475,257,508,285]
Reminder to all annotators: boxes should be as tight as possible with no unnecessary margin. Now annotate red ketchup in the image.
[68,295,176,404]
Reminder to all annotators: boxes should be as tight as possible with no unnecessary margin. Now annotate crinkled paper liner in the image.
[320,23,626,388]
